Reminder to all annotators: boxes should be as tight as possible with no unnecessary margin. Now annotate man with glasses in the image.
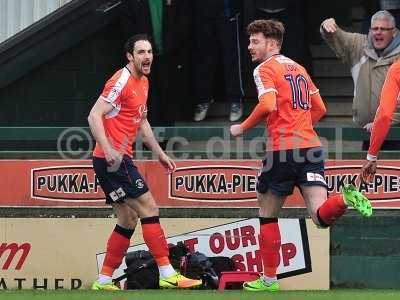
[321,10,400,149]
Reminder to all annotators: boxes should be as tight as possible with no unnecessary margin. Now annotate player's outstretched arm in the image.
[360,63,400,183]
[310,93,326,125]
[230,92,276,137]
[368,64,400,159]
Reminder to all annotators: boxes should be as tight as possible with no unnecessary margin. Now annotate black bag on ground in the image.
[119,242,235,289]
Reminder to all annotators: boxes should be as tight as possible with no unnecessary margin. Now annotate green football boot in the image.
[342,184,373,217]
[243,277,279,292]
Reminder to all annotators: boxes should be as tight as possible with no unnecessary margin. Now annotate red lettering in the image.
[231,254,245,271]
[225,228,240,250]
[281,243,297,267]
[209,233,224,254]
[183,238,198,252]
[246,250,263,272]
[0,243,31,270]
[240,226,256,247]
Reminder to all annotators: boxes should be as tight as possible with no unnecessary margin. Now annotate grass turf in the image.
[1,290,400,300]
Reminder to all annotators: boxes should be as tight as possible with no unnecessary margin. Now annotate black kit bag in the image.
[114,242,236,289]
[183,251,236,289]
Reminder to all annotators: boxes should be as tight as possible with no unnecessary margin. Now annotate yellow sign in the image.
[0,218,329,290]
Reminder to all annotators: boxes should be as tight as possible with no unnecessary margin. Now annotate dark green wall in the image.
[0,22,124,126]
[331,214,400,288]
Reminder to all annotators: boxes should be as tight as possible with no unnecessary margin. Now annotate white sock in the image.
[158,264,176,279]
[261,275,277,285]
[98,274,113,285]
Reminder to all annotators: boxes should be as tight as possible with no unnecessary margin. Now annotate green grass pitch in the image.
[1,290,400,300]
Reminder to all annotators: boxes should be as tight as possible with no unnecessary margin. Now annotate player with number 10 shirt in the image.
[230,19,372,293]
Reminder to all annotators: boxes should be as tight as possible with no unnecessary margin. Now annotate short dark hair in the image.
[124,34,151,54]
[247,19,285,47]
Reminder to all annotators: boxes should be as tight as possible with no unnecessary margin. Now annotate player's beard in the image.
[141,60,152,75]
[132,60,152,77]
[250,50,264,63]
[251,53,262,63]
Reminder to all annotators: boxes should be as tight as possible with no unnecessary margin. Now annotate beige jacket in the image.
[320,26,400,126]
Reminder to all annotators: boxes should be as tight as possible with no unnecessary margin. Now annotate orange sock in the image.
[259,218,281,278]
[317,194,346,227]
[101,224,134,276]
[141,216,170,266]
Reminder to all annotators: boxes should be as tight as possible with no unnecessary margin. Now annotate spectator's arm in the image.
[320,18,366,65]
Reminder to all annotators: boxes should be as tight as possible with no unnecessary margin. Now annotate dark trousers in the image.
[147,53,192,125]
[192,14,244,104]
[255,2,312,75]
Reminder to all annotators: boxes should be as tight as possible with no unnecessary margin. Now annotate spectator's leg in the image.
[192,16,218,121]
[219,14,244,121]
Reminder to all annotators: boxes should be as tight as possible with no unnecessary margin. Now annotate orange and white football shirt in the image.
[93,67,148,158]
[368,60,400,158]
[253,54,321,151]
